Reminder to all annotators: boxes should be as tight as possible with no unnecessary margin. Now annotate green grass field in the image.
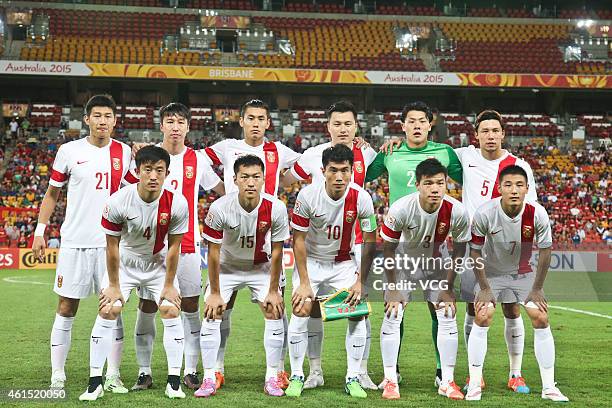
[1,268,611,407]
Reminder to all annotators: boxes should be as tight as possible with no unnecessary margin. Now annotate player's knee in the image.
[309,301,322,318]
[502,302,521,318]
[139,298,159,313]
[530,312,549,329]
[99,305,121,320]
[474,310,493,327]
[57,297,79,317]
[181,296,199,313]
[159,304,180,319]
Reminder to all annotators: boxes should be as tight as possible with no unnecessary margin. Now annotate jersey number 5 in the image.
[480,180,490,196]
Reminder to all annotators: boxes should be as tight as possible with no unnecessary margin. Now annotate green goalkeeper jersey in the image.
[365,140,463,205]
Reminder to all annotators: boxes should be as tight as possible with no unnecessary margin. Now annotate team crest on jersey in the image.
[386,215,396,227]
[102,205,110,219]
[159,213,169,226]
[112,158,121,171]
[57,275,63,288]
[205,212,214,226]
[523,225,533,238]
[185,166,194,179]
[437,222,448,235]
[354,161,363,173]
[345,210,356,223]
[266,151,276,163]
[258,221,270,232]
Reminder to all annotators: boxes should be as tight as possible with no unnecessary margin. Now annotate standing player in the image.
[365,101,463,386]
[455,110,537,393]
[281,100,378,390]
[465,165,568,402]
[79,146,189,400]
[130,103,224,392]
[202,99,300,388]
[374,159,470,400]
[286,144,378,398]
[33,95,135,390]
[196,155,290,397]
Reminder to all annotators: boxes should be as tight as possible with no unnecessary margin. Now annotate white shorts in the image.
[138,251,202,299]
[103,255,179,304]
[205,262,276,304]
[459,265,477,302]
[54,247,106,299]
[475,272,536,304]
[292,258,358,298]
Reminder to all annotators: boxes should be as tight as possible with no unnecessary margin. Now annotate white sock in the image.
[345,319,366,381]
[216,308,232,373]
[200,319,221,381]
[89,316,116,377]
[307,317,323,373]
[279,311,288,373]
[134,309,156,375]
[50,314,74,380]
[182,310,201,376]
[288,315,309,378]
[463,312,475,349]
[360,318,371,374]
[534,326,556,389]
[380,304,403,384]
[504,316,525,378]
[106,314,124,377]
[264,319,284,379]
[467,323,489,387]
[436,308,458,384]
[162,317,184,377]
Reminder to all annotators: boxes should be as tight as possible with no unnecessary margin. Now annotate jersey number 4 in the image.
[143,227,152,240]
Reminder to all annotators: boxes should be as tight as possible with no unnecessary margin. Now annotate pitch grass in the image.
[0,269,611,407]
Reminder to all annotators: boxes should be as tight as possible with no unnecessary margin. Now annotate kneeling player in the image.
[376,159,470,400]
[79,146,189,400]
[286,144,377,398]
[197,155,290,397]
[465,165,568,402]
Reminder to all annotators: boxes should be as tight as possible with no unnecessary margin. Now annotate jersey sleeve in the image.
[169,195,189,235]
[289,148,314,181]
[380,202,404,243]
[290,191,312,232]
[364,146,378,167]
[271,200,291,242]
[202,140,226,167]
[197,151,222,190]
[202,201,225,244]
[446,145,463,185]
[451,204,472,243]
[469,209,488,249]
[101,195,124,236]
[123,155,139,185]
[279,143,302,169]
[365,151,386,182]
[454,147,467,164]
[357,189,377,233]
[535,206,553,249]
[49,144,70,187]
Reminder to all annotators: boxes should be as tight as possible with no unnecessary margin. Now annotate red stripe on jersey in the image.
[471,234,485,246]
[433,200,454,257]
[50,169,67,183]
[153,190,174,255]
[204,147,222,166]
[181,148,197,253]
[291,213,310,228]
[381,224,402,240]
[202,223,223,240]
[101,216,122,232]
[518,203,536,274]
[254,198,273,265]
[352,144,366,187]
[491,155,517,199]
[293,162,310,180]
[109,140,123,194]
[263,142,279,195]
[124,170,139,185]
[336,188,358,262]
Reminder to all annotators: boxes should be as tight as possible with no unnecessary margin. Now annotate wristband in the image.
[34,223,47,237]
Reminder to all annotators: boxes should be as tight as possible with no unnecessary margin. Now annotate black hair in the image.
[160,102,191,122]
[135,145,171,170]
[499,165,528,183]
[85,94,116,116]
[322,144,354,168]
[401,101,433,122]
[416,158,448,182]
[240,99,270,118]
[233,154,265,174]
[475,109,505,131]
[326,100,358,122]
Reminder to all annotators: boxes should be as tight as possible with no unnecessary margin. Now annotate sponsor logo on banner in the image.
[0,61,92,76]
[19,248,59,269]
[199,246,296,271]
[0,248,19,269]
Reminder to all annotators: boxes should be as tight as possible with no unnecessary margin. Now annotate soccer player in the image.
[365,101,463,386]
[33,95,135,390]
[196,154,290,397]
[455,110,537,393]
[374,159,470,400]
[281,100,378,390]
[465,165,568,402]
[286,144,377,398]
[79,146,189,400]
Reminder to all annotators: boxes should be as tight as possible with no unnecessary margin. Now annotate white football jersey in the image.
[101,184,189,258]
[455,145,537,218]
[50,138,134,248]
[203,139,300,195]
[381,192,471,258]
[291,182,376,262]
[203,192,290,267]
[470,198,552,275]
